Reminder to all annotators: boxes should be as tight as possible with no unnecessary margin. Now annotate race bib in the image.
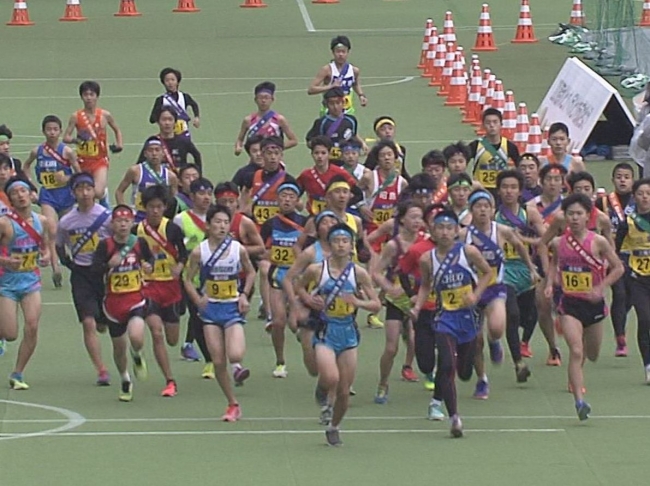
[109,271,140,294]
[330,146,342,160]
[504,242,528,260]
[440,285,471,311]
[253,205,279,225]
[271,245,294,266]
[561,271,592,293]
[77,140,99,157]
[40,171,66,189]
[174,120,188,136]
[70,233,99,254]
[310,199,327,215]
[12,251,38,272]
[151,257,172,280]
[372,208,392,225]
[206,279,238,300]
[630,251,650,276]
[342,94,353,111]
[477,169,497,188]
[325,296,354,318]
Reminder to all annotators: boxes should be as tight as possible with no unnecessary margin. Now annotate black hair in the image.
[330,35,351,51]
[179,164,200,177]
[41,115,62,131]
[372,139,399,159]
[189,177,214,193]
[561,192,592,213]
[612,162,635,178]
[244,134,264,155]
[260,136,284,150]
[420,150,445,168]
[142,184,170,207]
[395,199,423,225]
[214,181,239,197]
[254,81,276,95]
[423,203,447,221]
[159,68,182,85]
[567,171,595,191]
[5,175,35,204]
[517,152,541,168]
[207,204,232,223]
[496,169,524,190]
[632,178,650,194]
[0,124,12,140]
[0,153,12,168]
[310,135,333,152]
[442,141,470,164]
[548,122,569,138]
[407,172,436,193]
[79,81,100,97]
[447,172,473,188]
[482,107,503,123]
[158,107,178,121]
[539,163,567,182]
[324,87,346,100]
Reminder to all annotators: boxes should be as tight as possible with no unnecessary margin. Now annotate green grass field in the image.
[1,1,649,485]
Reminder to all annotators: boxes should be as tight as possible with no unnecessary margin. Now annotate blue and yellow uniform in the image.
[0,212,43,301]
[35,143,75,215]
[465,222,506,306]
[261,212,308,288]
[131,163,171,222]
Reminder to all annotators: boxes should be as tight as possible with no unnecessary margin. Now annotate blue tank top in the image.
[35,143,73,193]
[432,242,477,313]
[464,222,504,286]
[132,163,169,222]
[317,260,357,326]
[1,212,43,293]
[269,215,305,269]
[313,241,325,264]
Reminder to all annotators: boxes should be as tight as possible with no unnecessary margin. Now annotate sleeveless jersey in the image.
[366,170,403,233]
[534,195,563,224]
[4,212,43,276]
[35,143,73,191]
[557,231,604,299]
[104,237,145,298]
[600,192,634,236]
[199,239,242,303]
[495,207,533,292]
[131,164,170,221]
[347,163,365,181]
[587,206,599,232]
[75,109,108,162]
[473,137,512,189]
[247,111,283,140]
[136,218,177,283]
[329,62,356,113]
[546,153,572,170]
[268,215,303,268]
[179,210,206,251]
[162,91,191,136]
[465,222,504,286]
[251,170,285,227]
[621,214,650,278]
[317,259,358,325]
[432,242,478,312]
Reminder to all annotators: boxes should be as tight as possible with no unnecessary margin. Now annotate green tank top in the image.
[180,211,206,287]
[495,206,534,294]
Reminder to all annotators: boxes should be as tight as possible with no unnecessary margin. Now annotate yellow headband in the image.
[374,118,395,132]
[327,181,351,193]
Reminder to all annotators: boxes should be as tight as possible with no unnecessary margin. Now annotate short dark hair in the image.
[179,164,200,178]
[244,134,264,155]
[159,67,182,84]
[632,177,650,194]
[517,152,540,168]
[79,81,100,97]
[207,204,232,223]
[421,150,445,168]
[254,81,276,96]
[539,163,567,181]
[496,169,524,190]
[612,162,635,178]
[407,172,436,193]
[214,181,239,198]
[561,192,592,213]
[142,184,170,207]
[548,122,569,138]
[310,135,333,152]
[567,171,595,191]
[261,136,284,150]
[0,153,12,169]
[447,172,473,188]
[394,199,422,224]
[41,115,62,131]
[330,35,351,51]
[324,87,346,100]
[0,124,13,140]
[482,107,503,123]
[157,107,178,121]
[442,141,470,164]
[372,139,399,159]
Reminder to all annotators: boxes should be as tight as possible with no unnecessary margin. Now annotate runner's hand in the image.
[108,253,122,268]
[109,144,123,154]
[307,295,325,311]
[192,117,200,129]
[359,94,368,107]
[5,256,22,271]
[462,291,478,307]
[331,79,342,87]
[197,295,209,311]
[544,285,553,299]
[142,262,153,275]
[238,294,250,314]
[171,263,183,279]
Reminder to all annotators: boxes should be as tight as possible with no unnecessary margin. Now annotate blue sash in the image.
[540,197,563,220]
[325,116,345,137]
[247,111,276,138]
[199,237,233,289]
[251,170,285,205]
[163,93,191,122]
[71,210,111,258]
[468,224,504,263]
[142,162,165,185]
[498,205,536,237]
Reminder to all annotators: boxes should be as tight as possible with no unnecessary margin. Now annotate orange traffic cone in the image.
[313,0,339,3]
[473,69,492,129]
[640,2,650,27]
[541,126,551,158]
[473,4,497,52]
[445,49,467,107]
[418,19,434,69]
[173,0,199,12]
[241,0,267,7]
[512,0,538,43]
[570,0,585,26]
[502,90,517,139]
[442,11,456,43]
[7,1,34,25]
[425,26,439,83]
[430,33,447,87]
[526,114,542,155]
[462,60,482,124]
[60,0,86,21]
[492,79,505,113]
[514,103,530,153]
[114,0,141,16]
[484,75,496,110]
[437,42,456,97]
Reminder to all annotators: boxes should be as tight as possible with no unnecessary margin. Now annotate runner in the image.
[0,155,14,214]
[540,122,585,173]
[412,210,493,437]
[138,107,202,172]
[295,223,380,446]
[445,173,473,227]
[234,81,298,155]
[136,185,187,397]
[149,67,200,139]
[92,205,153,402]
[56,173,112,385]
[166,164,200,218]
[308,36,367,115]
[596,162,636,356]
[0,124,27,177]
[545,193,623,419]
[63,81,123,205]
[184,204,256,422]
[0,177,55,390]
[443,142,471,177]
[417,151,446,204]
[23,115,81,287]
[232,135,264,216]
[260,182,308,377]
[115,137,178,223]
[517,153,543,203]
[365,117,410,180]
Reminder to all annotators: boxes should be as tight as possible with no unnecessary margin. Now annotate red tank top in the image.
[75,109,108,161]
[557,231,604,300]
[366,171,401,234]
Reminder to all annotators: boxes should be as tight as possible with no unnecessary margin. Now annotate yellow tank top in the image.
[136,218,175,282]
[622,215,650,276]
[473,137,510,189]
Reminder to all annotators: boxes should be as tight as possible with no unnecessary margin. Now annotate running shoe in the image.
[423,372,435,391]
[96,370,111,387]
[272,364,288,378]
[374,384,389,404]
[488,340,504,364]
[348,385,356,396]
[325,428,343,447]
[576,400,591,421]
[473,380,489,400]
[615,336,628,357]
[52,271,63,289]
[427,400,445,421]
[315,385,328,407]
[181,343,200,362]
[645,365,650,385]
[119,381,133,402]
[366,314,384,329]
[233,366,250,386]
[132,353,148,380]
[0,339,5,357]
[546,347,562,366]
[9,372,29,390]
[264,318,273,334]
[222,403,242,422]
[520,341,533,358]
[515,362,531,383]
[161,380,177,397]
[450,415,463,438]
[401,365,419,382]
[202,362,215,380]
[319,405,333,426]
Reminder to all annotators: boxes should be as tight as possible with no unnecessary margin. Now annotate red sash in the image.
[160,138,176,171]
[432,181,448,204]
[186,211,206,233]
[277,213,304,233]
[142,220,178,260]
[310,167,327,192]
[607,192,625,222]
[41,144,70,167]
[566,232,603,273]
[7,211,43,246]
[79,109,101,141]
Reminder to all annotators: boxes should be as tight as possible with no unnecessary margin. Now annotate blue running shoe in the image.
[488,340,503,364]
[374,385,389,404]
[181,343,200,362]
[473,380,489,400]
[0,339,6,357]
[576,400,591,421]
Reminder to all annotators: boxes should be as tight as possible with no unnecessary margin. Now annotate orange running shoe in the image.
[401,366,419,382]
[222,403,242,422]
[161,380,177,397]
[546,347,562,366]
[520,341,533,358]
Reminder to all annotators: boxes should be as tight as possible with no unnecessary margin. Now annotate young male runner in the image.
[92,205,153,402]
[0,124,26,177]
[517,153,543,202]
[166,164,200,218]
[308,36,367,115]
[546,193,623,419]
[296,223,380,446]
[234,81,298,155]
[445,173,473,227]
[63,81,123,203]
[0,177,55,389]
[443,142,471,177]
[150,68,200,138]
[184,205,256,422]
[540,122,585,173]
[56,173,112,385]
[232,135,264,215]
[365,117,410,180]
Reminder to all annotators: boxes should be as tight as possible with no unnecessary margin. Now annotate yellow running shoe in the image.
[132,353,148,381]
[202,362,215,380]
[9,373,29,390]
[367,314,384,329]
[119,381,133,402]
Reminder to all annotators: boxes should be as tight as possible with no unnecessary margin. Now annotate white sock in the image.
[481,374,488,383]
[232,363,242,372]
[121,372,131,382]
[430,398,442,407]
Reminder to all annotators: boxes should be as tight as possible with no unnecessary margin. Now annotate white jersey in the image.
[329,62,356,95]
[199,239,242,303]
[464,221,504,284]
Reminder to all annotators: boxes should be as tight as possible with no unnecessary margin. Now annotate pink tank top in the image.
[557,231,604,299]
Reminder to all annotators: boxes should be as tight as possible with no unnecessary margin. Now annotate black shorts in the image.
[70,265,107,324]
[558,296,607,328]
[147,300,181,324]
[385,301,407,322]
[107,305,146,338]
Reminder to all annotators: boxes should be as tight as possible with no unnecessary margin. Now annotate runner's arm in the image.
[502,225,536,271]
[239,245,255,297]
[352,266,382,313]
[21,147,38,184]
[91,239,109,273]
[240,215,265,257]
[464,245,493,301]
[183,247,203,306]
[597,234,624,288]
[366,219,393,246]
[278,115,298,150]
[63,146,80,173]
[184,139,202,171]
[105,111,123,150]
[412,252,433,318]
[149,96,164,124]
[234,116,252,155]
[168,171,179,197]
[115,166,137,205]
[282,247,315,305]
[544,239,559,294]
[370,240,398,292]
[294,263,320,307]
[597,211,614,247]
[63,114,77,143]
[307,65,332,95]
[351,66,367,107]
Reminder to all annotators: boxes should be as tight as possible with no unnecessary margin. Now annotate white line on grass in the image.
[295,0,316,33]
[0,76,407,82]
[0,399,86,441]
[313,23,558,33]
